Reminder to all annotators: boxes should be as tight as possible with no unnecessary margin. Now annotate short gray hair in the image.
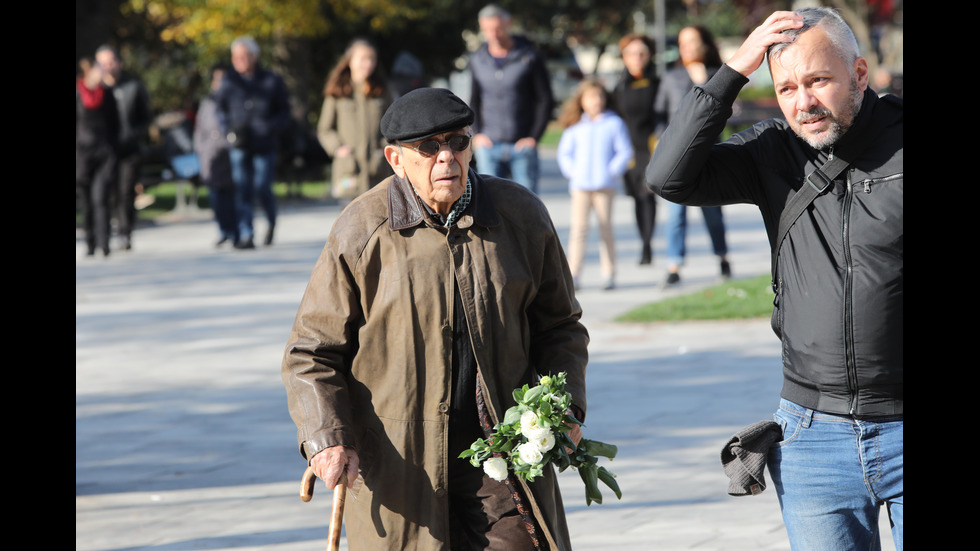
[768,7,860,65]
[478,4,511,21]
[231,36,260,57]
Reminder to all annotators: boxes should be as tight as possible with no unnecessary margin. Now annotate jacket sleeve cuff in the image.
[702,64,751,107]
[301,427,356,461]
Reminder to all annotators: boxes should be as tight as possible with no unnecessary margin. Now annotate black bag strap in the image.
[770,155,849,291]
[770,95,901,292]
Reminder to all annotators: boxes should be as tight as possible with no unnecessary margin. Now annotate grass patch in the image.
[540,122,564,148]
[616,274,775,322]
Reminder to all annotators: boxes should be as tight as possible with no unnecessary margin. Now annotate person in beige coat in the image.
[317,39,393,199]
[283,87,589,550]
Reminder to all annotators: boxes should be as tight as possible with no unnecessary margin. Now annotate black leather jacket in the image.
[646,65,903,417]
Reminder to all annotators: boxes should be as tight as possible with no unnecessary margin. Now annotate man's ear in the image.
[854,56,870,91]
[384,144,406,178]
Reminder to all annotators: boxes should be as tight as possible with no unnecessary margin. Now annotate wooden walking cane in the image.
[301,466,348,551]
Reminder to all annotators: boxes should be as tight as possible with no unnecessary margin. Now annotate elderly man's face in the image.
[231,44,257,76]
[386,128,473,216]
[770,26,868,150]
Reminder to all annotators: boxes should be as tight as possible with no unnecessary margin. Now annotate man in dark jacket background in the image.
[468,4,553,194]
[645,8,902,550]
[216,36,291,249]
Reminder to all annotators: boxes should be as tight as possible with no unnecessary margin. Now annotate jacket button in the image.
[435,487,446,496]
[439,402,449,413]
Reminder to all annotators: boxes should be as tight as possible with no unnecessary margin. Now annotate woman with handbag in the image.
[317,39,393,200]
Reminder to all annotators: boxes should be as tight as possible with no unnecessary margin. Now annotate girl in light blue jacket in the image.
[556,79,634,290]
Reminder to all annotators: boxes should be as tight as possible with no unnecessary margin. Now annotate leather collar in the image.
[387,168,501,231]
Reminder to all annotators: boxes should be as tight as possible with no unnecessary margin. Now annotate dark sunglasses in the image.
[402,134,471,157]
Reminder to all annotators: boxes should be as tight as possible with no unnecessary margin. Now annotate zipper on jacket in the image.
[852,172,902,194]
[842,168,859,415]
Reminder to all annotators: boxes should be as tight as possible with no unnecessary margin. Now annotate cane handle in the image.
[300,466,317,502]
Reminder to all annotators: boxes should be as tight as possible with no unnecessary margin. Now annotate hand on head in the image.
[727,11,804,77]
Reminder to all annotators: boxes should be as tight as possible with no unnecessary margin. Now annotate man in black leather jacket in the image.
[646,8,902,550]
[96,45,153,252]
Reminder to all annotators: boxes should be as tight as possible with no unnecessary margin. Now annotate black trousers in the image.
[447,456,536,551]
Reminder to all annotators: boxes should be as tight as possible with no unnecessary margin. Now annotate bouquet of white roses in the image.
[458,372,622,506]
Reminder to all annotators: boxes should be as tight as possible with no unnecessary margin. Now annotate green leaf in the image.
[579,463,602,505]
[522,385,546,405]
[502,406,522,425]
[583,439,618,459]
[513,385,529,403]
[597,466,622,500]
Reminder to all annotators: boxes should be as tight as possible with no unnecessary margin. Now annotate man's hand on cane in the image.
[311,446,359,489]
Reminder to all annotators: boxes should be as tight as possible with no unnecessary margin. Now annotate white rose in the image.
[533,432,556,453]
[520,410,551,440]
[518,441,545,465]
[483,457,509,482]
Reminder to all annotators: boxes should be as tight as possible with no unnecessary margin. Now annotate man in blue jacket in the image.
[646,8,902,550]
[469,4,553,194]
[216,36,291,249]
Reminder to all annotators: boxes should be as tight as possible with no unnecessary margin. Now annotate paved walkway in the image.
[76,148,895,550]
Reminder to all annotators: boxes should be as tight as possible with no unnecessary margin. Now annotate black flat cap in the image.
[381,87,474,143]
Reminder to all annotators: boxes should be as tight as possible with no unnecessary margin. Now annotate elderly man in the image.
[646,8,902,550]
[282,87,588,550]
[216,36,290,249]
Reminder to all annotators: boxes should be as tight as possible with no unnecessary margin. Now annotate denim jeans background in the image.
[229,148,278,241]
[767,399,903,551]
[473,143,540,194]
[664,201,728,266]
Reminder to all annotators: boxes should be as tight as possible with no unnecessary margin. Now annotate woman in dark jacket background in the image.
[653,25,732,285]
[612,34,660,266]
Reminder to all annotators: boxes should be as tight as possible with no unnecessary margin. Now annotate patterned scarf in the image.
[443,177,472,228]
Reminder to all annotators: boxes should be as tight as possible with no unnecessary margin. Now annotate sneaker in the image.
[664,272,681,286]
[602,277,615,291]
[720,259,732,279]
[234,237,256,250]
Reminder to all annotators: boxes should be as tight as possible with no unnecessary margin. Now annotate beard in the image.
[794,77,863,150]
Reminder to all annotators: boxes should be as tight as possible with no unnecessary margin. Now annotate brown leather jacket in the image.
[282,169,589,550]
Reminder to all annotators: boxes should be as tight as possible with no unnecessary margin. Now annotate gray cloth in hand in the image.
[721,420,782,496]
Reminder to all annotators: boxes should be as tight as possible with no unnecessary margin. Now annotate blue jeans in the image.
[768,399,903,551]
[229,148,278,240]
[665,201,728,266]
[473,143,539,194]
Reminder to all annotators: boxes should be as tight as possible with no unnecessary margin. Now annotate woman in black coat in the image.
[612,34,660,265]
